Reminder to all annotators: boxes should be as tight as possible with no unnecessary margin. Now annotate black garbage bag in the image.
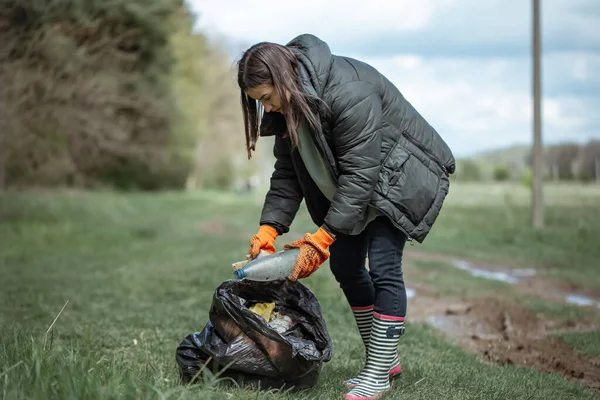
[176,279,333,391]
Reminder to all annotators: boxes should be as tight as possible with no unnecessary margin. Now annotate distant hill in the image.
[457,140,600,182]
[453,144,531,181]
[469,145,531,169]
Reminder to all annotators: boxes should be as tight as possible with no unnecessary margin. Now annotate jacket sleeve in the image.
[259,136,304,234]
[323,81,383,235]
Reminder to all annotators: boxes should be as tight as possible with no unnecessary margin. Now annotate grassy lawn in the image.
[556,331,600,359]
[417,182,600,291]
[1,184,599,399]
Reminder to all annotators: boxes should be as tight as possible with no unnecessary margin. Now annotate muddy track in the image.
[404,250,600,309]
[402,251,600,391]
[408,285,600,392]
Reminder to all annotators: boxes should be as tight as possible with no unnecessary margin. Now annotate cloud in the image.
[187,0,455,46]
[189,0,600,57]
[330,0,600,57]
[186,0,600,156]
[544,52,600,97]
[362,54,599,156]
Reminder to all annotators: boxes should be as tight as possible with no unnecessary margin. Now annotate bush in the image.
[520,169,532,187]
[493,165,511,182]
[455,159,482,182]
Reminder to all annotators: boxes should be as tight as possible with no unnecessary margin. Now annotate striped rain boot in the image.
[344,312,405,400]
[345,306,402,388]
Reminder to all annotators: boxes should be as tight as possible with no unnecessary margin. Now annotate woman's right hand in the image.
[248,225,279,259]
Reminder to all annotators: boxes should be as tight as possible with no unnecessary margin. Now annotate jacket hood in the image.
[259,34,333,137]
[286,34,334,99]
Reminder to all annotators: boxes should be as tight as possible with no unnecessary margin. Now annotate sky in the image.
[186,0,600,157]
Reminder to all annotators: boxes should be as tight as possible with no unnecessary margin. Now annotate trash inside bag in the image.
[249,302,275,322]
[268,311,295,334]
[175,279,333,391]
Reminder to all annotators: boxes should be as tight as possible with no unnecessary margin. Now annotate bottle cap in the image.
[234,269,245,279]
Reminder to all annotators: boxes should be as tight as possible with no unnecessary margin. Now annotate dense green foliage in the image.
[0,0,249,190]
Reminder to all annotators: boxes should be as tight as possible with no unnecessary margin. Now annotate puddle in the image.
[450,259,520,284]
[449,259,600,310]
[565,294,600,309]
[426,315,452,331]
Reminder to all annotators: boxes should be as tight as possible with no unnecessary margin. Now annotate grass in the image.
[555,331,600,359]
[405,260,518,298]
[523,298,600,327]
[418,182,600,290]
[1,184,600,399]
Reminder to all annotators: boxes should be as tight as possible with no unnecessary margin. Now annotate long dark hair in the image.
[237,42,321,159]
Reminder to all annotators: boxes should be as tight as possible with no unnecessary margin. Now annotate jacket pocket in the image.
[376,140,440,225]
[377,140,410,197]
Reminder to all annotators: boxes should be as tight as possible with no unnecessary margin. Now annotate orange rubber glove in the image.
[284,227,336,281]
[248,225,279,259]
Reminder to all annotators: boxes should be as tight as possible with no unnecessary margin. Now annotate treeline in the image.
[0,0,257,191]
[456,140,600,183]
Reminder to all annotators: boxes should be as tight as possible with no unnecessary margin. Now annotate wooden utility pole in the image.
[532,0,544,228]
[0,82,6,192]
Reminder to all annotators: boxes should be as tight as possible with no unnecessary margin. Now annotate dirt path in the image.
[406,282,600,391]
[401,251,600,391]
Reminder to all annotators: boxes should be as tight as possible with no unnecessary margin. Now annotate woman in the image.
[238,34,455,400]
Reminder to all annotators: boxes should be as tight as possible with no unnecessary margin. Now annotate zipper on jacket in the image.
[402,131,448,176]
[320,137,339,178]
[310,127,415,241]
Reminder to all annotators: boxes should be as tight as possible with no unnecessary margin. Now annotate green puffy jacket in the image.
[258,34,455,243]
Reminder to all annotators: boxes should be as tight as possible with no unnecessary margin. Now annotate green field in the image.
[418,182,600,290]
[1,183,599,399]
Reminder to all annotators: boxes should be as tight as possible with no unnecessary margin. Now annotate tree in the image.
[1,0,188,189]
[0,0,253,190]
[545,144,579,180]
[576,141,600,182]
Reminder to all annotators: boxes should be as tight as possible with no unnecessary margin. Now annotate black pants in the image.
[328,216,408,317]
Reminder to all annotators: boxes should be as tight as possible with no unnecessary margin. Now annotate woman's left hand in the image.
[284,227,336,281]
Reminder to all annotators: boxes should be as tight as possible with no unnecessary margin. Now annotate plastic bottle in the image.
[234,248,300,281]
